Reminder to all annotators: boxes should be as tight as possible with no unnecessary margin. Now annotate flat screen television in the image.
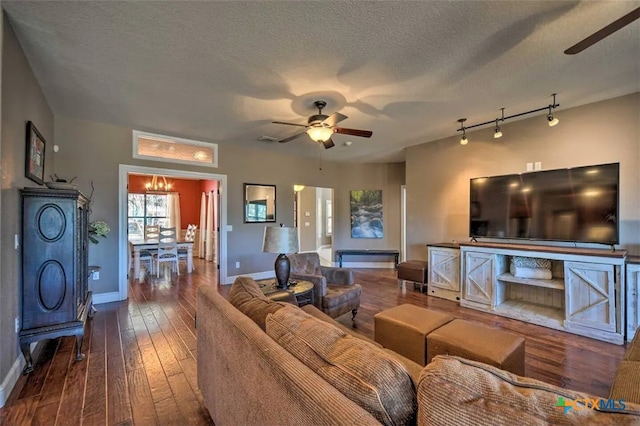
[469,163,619,245]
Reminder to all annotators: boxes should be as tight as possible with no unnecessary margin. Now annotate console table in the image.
[336,249,400,268]
[458,242,627,345]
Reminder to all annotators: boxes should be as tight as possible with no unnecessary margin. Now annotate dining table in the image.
[129,237,194,280]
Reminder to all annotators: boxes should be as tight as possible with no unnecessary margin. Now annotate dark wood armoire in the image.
[20,187,94,374]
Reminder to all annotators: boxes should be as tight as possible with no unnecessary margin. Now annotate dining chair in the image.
[179,224,197,271]
[145,224,160,239]
[155,227,180,277]
[129,241,153,278]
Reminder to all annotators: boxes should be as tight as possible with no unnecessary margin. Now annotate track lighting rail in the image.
[456,94,560,144]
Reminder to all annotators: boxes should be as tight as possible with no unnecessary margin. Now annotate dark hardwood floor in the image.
[1,260,628,425]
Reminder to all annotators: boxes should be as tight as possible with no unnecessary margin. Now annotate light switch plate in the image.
[534,161,542,170]
[526,162,533,171]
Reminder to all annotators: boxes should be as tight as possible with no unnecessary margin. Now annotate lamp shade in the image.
[262,226,299,254]
[306,126,334,142]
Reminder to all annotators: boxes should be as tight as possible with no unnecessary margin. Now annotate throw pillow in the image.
[228,276,285,330]
[266,305,416,426]
[511,256,552,269]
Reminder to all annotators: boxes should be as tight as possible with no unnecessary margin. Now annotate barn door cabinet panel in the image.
[627,259,640,341]
[564,261,617,335]
[460,251,505,308]
[20,188,94,374]
[427,244,461,301]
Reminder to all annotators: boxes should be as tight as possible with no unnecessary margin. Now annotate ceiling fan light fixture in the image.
[306,126,334,142]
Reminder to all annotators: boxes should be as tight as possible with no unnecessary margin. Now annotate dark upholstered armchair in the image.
[288,252,361,320]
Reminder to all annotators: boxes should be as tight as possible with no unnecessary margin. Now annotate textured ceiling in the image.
[3,1,639,163]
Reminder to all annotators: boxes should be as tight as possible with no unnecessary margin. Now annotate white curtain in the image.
[199,192,206,258]
[167,192,181,230]
[206,191,214,262]
[198,190,216,262]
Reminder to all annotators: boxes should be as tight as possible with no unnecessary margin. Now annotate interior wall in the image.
[53,114,405,285]
[405,92,640,259]
[0,13,54,393]
[318,187,332,247]
[298,187,317,252]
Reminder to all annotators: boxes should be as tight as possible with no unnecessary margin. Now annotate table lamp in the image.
[262,224,299,289]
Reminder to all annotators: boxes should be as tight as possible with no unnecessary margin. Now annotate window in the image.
[128,193,169,238]
[326,199,333,236]
[133,130,218,168]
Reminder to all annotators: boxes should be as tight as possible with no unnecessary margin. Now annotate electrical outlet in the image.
[526,162,533,171]
[14,234,19,250]
[15,317,19,333]
[92,271,100,280]
[534,161,542,170]
[235,261,240,269]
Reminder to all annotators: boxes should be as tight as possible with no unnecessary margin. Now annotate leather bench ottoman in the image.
[374,304,454,365]
[397,260,428,292]
[426,319,525,375]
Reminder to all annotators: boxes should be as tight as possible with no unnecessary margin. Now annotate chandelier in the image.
[144,175,172,191]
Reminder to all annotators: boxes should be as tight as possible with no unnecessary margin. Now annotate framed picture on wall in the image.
[25,121,46,185]
[350,189,383,238]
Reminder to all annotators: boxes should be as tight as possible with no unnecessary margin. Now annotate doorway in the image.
[295,186,333,266]
[118,165,228,300]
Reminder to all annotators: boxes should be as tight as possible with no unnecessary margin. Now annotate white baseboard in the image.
[224,270,275,285]
[92,291,123,304]
[339,261,396,269]
[0,356,23,408]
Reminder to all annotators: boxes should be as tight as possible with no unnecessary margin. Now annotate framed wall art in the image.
[25,121,46,185]
[350,189,383,238]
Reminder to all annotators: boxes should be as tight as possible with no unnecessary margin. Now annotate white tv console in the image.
[457,242,627,345]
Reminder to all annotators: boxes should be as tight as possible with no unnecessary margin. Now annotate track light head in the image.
[547,108,559,127]
[493,118,502,139]
[457,118,468,145]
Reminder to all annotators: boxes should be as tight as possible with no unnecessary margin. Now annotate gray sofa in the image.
[197,277,640,426]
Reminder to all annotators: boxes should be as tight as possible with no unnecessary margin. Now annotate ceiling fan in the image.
[564,6,640,54]
[272,100,373,149]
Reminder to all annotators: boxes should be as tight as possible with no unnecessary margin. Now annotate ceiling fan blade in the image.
[272,121,308,128]
[321,112,348,127]
[279,132,307,143]
[564,6,640,54]
[321,138,335,149]
[334,127,373,138]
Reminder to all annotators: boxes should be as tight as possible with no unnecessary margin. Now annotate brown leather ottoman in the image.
[374,304,454,365]
[398,260,428,292]
[426,319,525,375]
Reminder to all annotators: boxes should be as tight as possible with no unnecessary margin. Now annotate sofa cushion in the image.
[266,305,416,426]
[624,330,640,361]
[609,361,640,405]
[300,304,379,346]
[418,356,640,425]
[228,276,286,330]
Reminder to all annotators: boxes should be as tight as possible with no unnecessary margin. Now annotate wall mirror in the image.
[244,183,276,223]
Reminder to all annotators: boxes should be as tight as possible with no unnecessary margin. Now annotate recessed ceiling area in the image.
[3,1,639,163]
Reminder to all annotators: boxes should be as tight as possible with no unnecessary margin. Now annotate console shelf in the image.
[459,241,626,345]
[493,300,565,330]
[497,273,565,290]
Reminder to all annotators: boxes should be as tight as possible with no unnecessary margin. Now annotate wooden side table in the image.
[258,279,314,306]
